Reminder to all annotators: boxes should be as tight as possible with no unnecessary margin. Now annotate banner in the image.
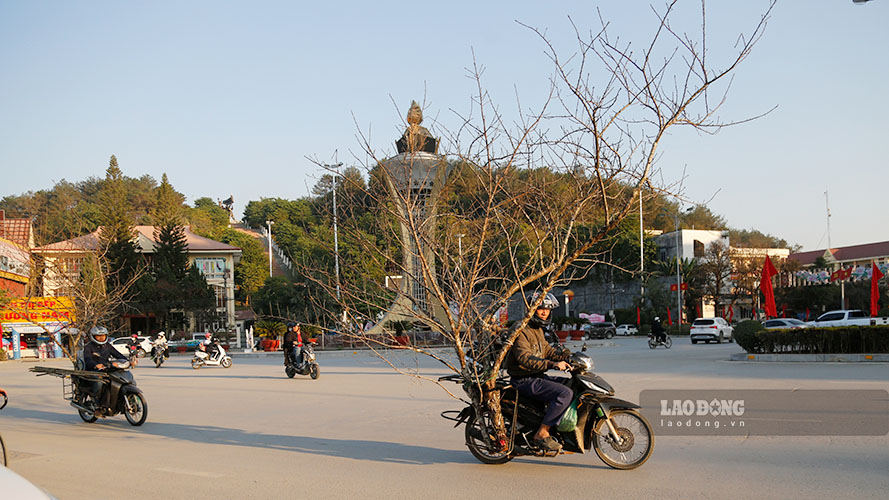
[1,296,76,324]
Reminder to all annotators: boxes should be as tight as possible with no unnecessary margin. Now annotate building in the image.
[32,226,242,343]
[0,237,30,297]
[786,240,889,288]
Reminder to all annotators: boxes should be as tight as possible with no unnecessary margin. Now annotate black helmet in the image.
[89,326,110,345]
[286,321,297,329]
[528,291,558,329]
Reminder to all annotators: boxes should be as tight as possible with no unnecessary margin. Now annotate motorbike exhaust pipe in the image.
[69,401,91,412]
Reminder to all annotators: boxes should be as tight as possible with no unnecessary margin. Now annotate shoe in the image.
[532,435,562,453]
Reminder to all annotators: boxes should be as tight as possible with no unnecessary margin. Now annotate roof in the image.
[0,216,34,248]
[789,240,889,266]
[33,226,241,255]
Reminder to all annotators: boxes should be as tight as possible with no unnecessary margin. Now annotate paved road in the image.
[1,339,887,500]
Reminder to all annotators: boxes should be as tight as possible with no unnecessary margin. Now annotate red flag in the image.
[695,303,701,318]
[728,305,734,323]
[667,309,673,326]
[781,304,786,318]
[871,262,884,317]
[760,255,778,318]
[805,307,810,321]
[636,307,641,326]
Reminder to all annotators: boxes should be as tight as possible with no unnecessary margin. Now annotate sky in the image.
[1,1,886,252]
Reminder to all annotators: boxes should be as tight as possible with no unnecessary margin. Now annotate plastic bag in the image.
[556,398,579,432]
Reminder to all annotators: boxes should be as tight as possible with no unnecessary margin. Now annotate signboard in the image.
[1,296,76,325]
[194,258,227,279]
[0,238,30,282]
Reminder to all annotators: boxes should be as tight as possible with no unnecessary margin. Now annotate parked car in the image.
[615,324,639,336]
[584,322,616,339]
[111,336,152,358]
[808,309,889,328]
[763,318,811,330]
[0,466,57,499]
[690,317,733,344]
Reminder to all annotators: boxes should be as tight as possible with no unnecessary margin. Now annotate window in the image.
[693,240,705,258]
[849,310,866,319]
[818,313,843,322]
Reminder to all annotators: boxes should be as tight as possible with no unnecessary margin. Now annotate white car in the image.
[0,466,57,499]
[615,324,639,336]
[690,317,733,344]
[111,336,153,358]
[763,318,811,330]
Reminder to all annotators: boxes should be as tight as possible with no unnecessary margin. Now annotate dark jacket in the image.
[283,330,301,349]
[507,325,569,378]
[83,341,128,371]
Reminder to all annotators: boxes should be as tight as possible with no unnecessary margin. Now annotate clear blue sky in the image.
[1,1,886,251]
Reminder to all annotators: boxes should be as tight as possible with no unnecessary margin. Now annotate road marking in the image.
[154,467,223,478]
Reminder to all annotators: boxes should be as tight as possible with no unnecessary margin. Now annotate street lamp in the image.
[675,206,694,325]
[326,162,343,300]
[266,220,274,277]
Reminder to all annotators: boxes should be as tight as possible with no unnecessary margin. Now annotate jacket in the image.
[83,342,128,371]
[506,325,569,378]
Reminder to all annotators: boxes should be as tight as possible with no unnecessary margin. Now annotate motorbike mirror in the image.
[581,343,588,352]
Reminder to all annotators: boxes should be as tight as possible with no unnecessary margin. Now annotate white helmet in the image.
[89,326,110,345]
[530,291,559,310]
[157,331,166,339]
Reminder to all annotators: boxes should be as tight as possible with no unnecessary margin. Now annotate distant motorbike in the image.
[648,333,672,349]
[285,339,319,379]
[151,343,169,368]
[441,349,653,469]
[192,343,232,369]
[32,361,148,426]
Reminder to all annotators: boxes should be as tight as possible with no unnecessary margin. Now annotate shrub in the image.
[738,324,889,354]
[734,320,764,353]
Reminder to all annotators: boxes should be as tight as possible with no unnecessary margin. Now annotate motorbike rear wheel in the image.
[221,357,233,368]
[124,393,148,426]
[591,409,654,470]
[465,411,512,465]
[154,356,163,368]
[309,363,319,379]
[191,358,202,369]
[285,365,296,378]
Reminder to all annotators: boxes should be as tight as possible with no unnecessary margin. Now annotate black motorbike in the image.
[71,361,147,426]
[648,333,672,349]
[151,343,169,368]
[285,339,319,379]
[442,349,654,469]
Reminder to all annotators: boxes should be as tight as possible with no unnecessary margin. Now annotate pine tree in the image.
[98,155,142,293]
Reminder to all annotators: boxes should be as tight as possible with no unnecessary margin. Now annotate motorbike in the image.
[648,333,672,349]
[151,343,169,368]
[192,343,232,369]
[441,348,654,469]
[285,339,319,379]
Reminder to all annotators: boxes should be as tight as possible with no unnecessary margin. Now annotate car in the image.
[0,466,58,499]
[690,317,733,344]
[615,324,639,336]
[111,336,153,358]
[763,318,811,330]
[584,322,616,339]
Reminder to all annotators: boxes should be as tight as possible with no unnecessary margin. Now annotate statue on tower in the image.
[396,101,439,154]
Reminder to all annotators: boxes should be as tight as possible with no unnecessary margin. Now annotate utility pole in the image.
[326,163,344,300]
[266,220,274,277]
[639,194,644,302]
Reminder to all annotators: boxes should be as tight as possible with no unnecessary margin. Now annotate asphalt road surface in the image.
[1,339,887,500]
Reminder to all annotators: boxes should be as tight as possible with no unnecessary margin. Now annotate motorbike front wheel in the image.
[592,409,654,470]
[664,337,673,349]
[154,356,163,368]
[191,358,202,369]
[221,357,233,368]
[465,411,512,465]
[309,363,319,380]
[124,393,147,426]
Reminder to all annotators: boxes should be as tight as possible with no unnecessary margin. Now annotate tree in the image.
[302,1,775,443]
[700,241,734,315]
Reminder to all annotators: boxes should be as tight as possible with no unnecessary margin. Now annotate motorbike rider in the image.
[651,316,667,344]
[152,331,169,358]
[83,326,129,407]
[506,292,572,454]
[199,333,220,361]
[283,322,303,367]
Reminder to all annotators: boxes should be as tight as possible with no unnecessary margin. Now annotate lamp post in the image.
[266,220,274,277]
[674,206,694,325]
[326,162,343,300]
[639,193,644,301]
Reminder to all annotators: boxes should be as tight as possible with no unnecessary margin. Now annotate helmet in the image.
[89,326,110,345]
[157,331,166,339]
[654,316,660,322]
[205,332,212,339]
[530,291,559,310]
[286,321,296,329]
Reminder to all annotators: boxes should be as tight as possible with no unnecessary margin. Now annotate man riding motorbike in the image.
[283,322,303,367]
[83,326,129,407]
[651,316,667,344]
[506,292,572,454]
[199,333,220,361]
[152,331,169,358]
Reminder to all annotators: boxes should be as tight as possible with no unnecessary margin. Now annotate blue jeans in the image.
[511,375,573,428]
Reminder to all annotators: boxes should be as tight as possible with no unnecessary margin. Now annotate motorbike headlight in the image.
[571,353,594,372]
